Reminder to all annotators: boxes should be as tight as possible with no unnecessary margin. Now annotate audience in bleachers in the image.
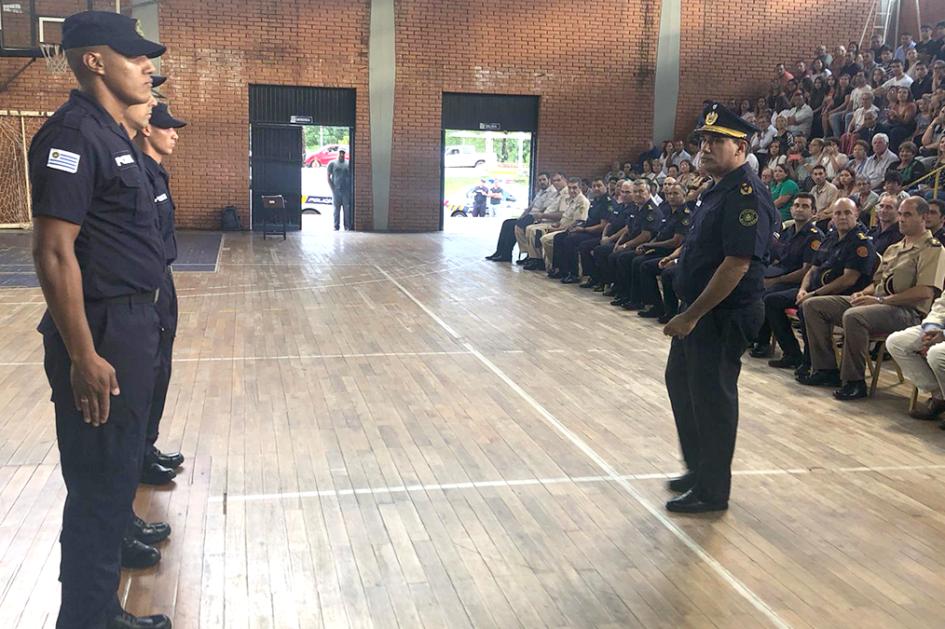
[485,26,945,423]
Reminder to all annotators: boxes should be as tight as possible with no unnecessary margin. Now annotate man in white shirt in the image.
[487,171,561,262]
[881,60,914,90]
[670,139,691,166]
[779,91,813,137]
[847,91,880,133]
[862,133,900,188]
[894,33,916,62]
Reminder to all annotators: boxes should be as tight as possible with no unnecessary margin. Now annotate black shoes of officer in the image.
[768,354,803,369]
[593,283,608,293]
[132,515,171,545]
[107,610,172,629]
[560,273,580,284]
[666,489,727,513]
[638,306,663,319]
[148,446,184,470]
[657,313,672,324]
[523,259,544,271]
[140,462,176,486]
[485,252,511,261]
[748,343,771,358]
[797,369,841,387]
[121,537,161,569]
[547,269,563,279]
[609,296,627,306]
[579,279,597,289]
[667,471,696,493]
[621,301,642,311]
[910,397,945,420]
[833,380,868,401]
[602,286,616,297]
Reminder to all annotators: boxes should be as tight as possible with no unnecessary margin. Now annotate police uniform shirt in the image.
[603,201,631,235]
[652,202,692,242]
[933,226,945,243]
[809,223,876,292]
[584,195,609,228]
[771,221,824,274]
[627,200,662,240]
[873,230,945,314]
[867,222,904,255]
[143,154,177,266]
[29,90,165,303]
[677,162,779,308]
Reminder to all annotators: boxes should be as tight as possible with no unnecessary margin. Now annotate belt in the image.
[91,289,160,306]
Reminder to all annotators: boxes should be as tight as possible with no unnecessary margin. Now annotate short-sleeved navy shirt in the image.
[142,154,177,265]
[770,220,824,274]
[809,223,876,292]
[867,222,904,255]
[603,201,631,235]
[29,90,165,301]
[627,199,662,240]
[676,163,779,309]
[652,202,692,242]
[584,194,609,228]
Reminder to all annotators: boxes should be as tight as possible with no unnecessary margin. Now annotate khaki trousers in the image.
[886,325,945,395]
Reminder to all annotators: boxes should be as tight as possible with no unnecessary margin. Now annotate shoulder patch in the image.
[811,240,821,251]
[856,246,869,258]
[740,183,753,196]
[931,238,942,248]
[682,218,690,225]
[857,232,868,240]
[739,208,759,227]
[46,148,80,174]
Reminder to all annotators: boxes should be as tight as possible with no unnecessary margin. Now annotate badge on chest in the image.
[114,152,136,168]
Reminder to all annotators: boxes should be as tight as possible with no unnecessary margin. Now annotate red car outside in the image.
[304,144,349,167]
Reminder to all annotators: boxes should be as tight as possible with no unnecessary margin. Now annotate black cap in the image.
[151,74,167,88]
[62,11,166,59]
[695,102,759,140]
[150,102,187,129]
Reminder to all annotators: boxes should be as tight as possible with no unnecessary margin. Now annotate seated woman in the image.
[895,141,928,189]
[919,136,945,201]
[816,136,849,180]
[920,103,945,157]
[835,167,857,198]
[850,174,880,222]
[676,159,694,190]
[885,86,918,152]
[770,164,801,221]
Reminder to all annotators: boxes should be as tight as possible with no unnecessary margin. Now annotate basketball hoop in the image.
[40,44,69,75]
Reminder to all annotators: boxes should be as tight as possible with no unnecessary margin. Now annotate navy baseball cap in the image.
[62,11,166,59]
[150,102,187,129]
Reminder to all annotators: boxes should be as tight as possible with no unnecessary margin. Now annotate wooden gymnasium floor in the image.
[2,216,945,629]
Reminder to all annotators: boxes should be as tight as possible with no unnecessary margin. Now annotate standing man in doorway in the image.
[662,103,778,513]
[327,148,352,231]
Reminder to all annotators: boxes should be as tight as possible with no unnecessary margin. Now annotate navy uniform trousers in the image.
[664,302,764,504]
[493,215,534,259]
[42,301,161,629]
[146,269,178,451]
[639,259,681,316]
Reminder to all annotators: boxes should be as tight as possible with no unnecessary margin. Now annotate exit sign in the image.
[479,122,502,131]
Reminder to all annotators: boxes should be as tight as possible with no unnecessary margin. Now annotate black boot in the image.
[147,445,184,470]
[131,515,171,545]
[140,462,176,486]
[107,610,172,629]
[121,537,161,569]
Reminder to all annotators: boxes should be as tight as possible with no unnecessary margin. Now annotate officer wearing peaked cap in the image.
[29,10,173,629]
[662,102,779,514]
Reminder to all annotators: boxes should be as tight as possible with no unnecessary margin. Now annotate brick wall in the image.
[674,0,876,140]
[900,1,945,39]
[0,0,880,232]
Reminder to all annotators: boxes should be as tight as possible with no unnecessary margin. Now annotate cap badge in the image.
[705,112,719,126]
[740,183,752,195]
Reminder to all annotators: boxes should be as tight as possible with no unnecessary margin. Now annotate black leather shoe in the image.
[621,301,642,311]
[602,287,616,297]
[131,515,171,545]
[490,256,512,262]
[610,296,628,306]
[121,537,161,569]
[579,279,596,288]
[638,306,663,318]
[797,369,841,387]
[833,380,868,400]
[657,314,672,324]
[107,611,172,629]
[515,258,527,265]
[485,253,499,260]
[593,284,607,293]
[140,462,176,486]
[768,355,803,369]
[560,274,580,284]
[547,269,562,279]
[794,363,811,378]
[748,344,771,358]
[667,472,696,493]
[666,489,727,513]
[148,446,184,470]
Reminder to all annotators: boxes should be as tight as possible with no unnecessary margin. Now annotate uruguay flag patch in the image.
[47,148,81,174]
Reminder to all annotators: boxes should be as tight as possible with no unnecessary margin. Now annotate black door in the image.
[250,124,303,230]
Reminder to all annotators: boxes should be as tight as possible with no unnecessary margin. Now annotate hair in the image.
[853,139,870,152]
[872,133,889,144]
[884,171,903,184]
[899,141,918,154]
[929,199,945,216]
[553,171,566,179]
[568,176,581,184]
[794,192,815,206]
[908,196,931,216]
[592,178,605,185]
[824,136,840,146]
[538,171,551,178]
[811,164,826,173]
[855,174,871,184]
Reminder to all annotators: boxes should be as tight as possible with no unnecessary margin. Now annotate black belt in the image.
[91,289,160,306]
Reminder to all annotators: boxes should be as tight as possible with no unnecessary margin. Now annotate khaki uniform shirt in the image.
[873,230,945,314]
[812,181,839,212]
[557,193,591,228]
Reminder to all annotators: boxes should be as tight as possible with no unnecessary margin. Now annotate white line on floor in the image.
[213,463,945,504]
[378,263,792,629]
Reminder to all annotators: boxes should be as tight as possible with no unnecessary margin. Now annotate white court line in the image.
[213,463,945,504]
[213,232,225,273]
[378,264,792,629]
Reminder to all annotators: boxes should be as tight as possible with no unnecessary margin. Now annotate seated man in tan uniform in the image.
[801,196,945,400]
[523,177,589,271]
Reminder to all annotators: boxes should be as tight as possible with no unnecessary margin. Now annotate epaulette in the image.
[62,109,84,130]
[857,232,868,240]
[931,238,942,248]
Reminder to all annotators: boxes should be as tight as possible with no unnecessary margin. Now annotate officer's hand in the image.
[851,295,881,307]
[795,289,810,304]
[663,313,697,338]
[70,355,120,427]
[921,329,945,349]
[658,256,674,270]
[763,277,777,289]
[635,245,646,255]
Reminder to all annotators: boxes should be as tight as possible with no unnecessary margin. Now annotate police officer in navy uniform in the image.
[662,103,778,513]
[133,101,187,487]
[29,10,172,629]
[579,181,633,288]
[601,180,661,298]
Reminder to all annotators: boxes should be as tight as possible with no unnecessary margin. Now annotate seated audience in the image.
[855,110,886,149]
[550,178,609,282]
[869,193,905,253]
[862,133,900,188]
[749,194,824,359]
[847,140,870,177]
[883,171,910,204]
[885,86,918,151]
[925,199,945,241]
[780,91,814,137]
[525,177,590,271]
[486,171,559,262]
[637,245,683,324]
[920,103,945,156]
[894,141,928,187]
[835,167,856,197]
[800,196,945,400]
[579,181,635,289]
[811,165,840,215]
[599,180,661,297]
[850,174,880,222]
[770,164,800,220]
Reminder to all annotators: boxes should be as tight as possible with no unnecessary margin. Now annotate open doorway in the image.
[442,129,532,228]
[301,125,352,231]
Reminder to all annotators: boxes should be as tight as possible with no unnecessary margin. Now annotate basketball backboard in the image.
[0,0,125,56]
